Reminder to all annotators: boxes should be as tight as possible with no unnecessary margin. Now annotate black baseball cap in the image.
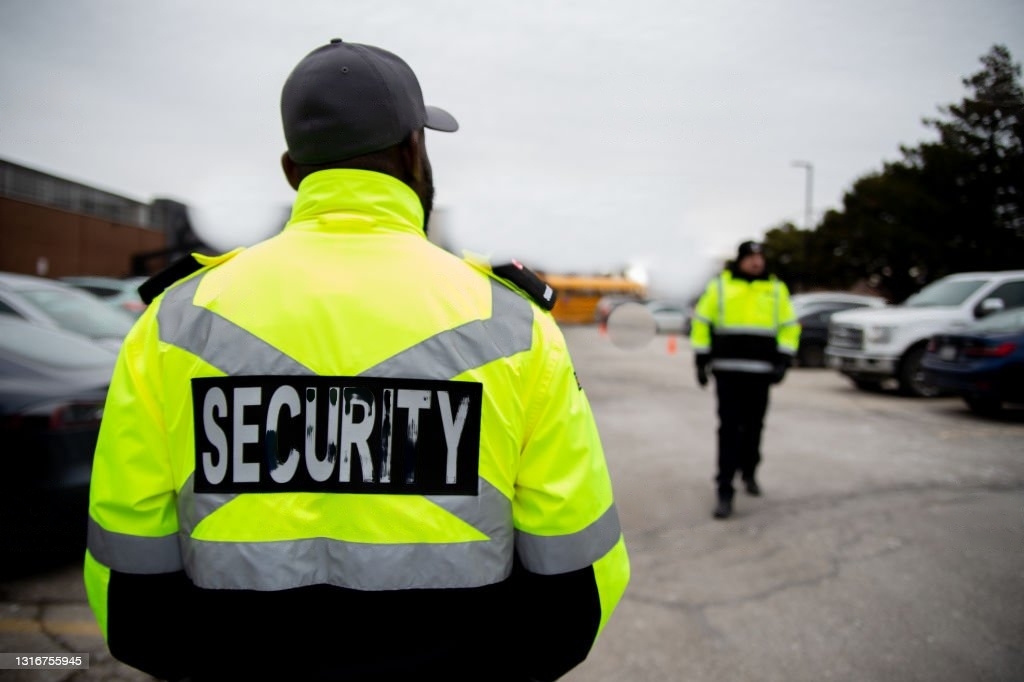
[737,241,764,260]
[281,39,458,165]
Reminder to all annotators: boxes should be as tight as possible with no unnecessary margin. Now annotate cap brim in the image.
[425,105,459,132]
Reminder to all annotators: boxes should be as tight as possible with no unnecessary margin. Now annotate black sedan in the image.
[921,307,1024,415]
[0,316,116,573]
[790,293,886,367]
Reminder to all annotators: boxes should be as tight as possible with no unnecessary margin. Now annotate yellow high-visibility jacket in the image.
[85,170,629,681]
[690,269,800,373]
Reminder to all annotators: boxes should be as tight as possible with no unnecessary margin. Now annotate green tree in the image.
[900,44,1024,276]
[762,221,810,290]
[762,45,1024,302]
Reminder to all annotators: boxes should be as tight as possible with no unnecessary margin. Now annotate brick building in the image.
[0,158,211,278]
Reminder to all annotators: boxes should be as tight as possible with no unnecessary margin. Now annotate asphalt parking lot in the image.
[1,325,1022,681]
[564,326,1024,682]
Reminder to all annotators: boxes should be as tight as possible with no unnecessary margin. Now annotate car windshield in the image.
[18,287,135,338]
[0,322,117,369]
[793,301,833,317]
[904,279,986,307]
[968,308,1024,333]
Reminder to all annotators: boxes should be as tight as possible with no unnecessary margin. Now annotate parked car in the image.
[791,293,887,367]
[0,271,136,351]
[921,307,1024,415]
[595,294,644,325]
[61,275,149,317]
[644,300,691,334]
[826,270,1024,397]
[0,316,116,572]
[790,291,888,310]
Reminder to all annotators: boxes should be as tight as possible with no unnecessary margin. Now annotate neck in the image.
[730,264,768,281]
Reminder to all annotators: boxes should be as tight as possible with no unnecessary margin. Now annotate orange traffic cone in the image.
[599,321,608,337]
[666,335,678,355]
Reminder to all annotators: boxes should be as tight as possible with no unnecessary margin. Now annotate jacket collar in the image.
[285,169,425,238]
[726,265,772,283]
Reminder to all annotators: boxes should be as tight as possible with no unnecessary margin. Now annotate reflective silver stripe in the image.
[693,314,712,325]
[773,279,780,329]
[178,477,512,589]
[177,472,232,536]
[158,276,315,377]
[692,345,711,354]
[780,319,799,328]
[515,503,622,575]
[714,326,777,337]
[180,477,515,591]
[158,277,532,382]
[361,280,534,380]
[716,275,725,322]
[177,474,512,542]
[87,517,183,574]
[426,477,512,539]
[170,275,533,533]
[159,272,535,589]
[184,534,512,591]
[778,346,798,356]
[711,358,775,373]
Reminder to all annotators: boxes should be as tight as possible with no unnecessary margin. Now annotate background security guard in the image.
[690,240,799,520]
[85,39,629,681]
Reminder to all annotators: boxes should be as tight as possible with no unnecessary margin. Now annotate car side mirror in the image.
[977,297,1005,318]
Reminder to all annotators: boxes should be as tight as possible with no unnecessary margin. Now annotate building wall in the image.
[0,196,166,278]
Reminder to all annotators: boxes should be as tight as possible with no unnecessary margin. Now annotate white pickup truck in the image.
[825,270,1024,396]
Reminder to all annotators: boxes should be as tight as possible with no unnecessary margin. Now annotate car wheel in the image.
[898,346,941,398]
[964,394,1002,416]
[798,343,826,368]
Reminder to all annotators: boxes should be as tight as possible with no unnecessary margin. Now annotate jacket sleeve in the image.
[689,278,718,359]
[511,316,630,682]
[775,280,801,359]
[84,306,194,680]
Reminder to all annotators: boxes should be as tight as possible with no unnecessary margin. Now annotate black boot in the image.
[743,477,761,496]
[713,497,733,519]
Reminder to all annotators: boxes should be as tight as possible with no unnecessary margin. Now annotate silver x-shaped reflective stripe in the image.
[89,271,539,588]
[163,272,533,532]
[90,271,623,587]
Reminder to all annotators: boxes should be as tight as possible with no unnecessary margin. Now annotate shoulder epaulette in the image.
[492,260,558,311]
[137,254,203,304]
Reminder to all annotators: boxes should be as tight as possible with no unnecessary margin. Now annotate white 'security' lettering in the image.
[195,377,481,495]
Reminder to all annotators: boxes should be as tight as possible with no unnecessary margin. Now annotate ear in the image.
[281,152,301,190]
[400,130,427,182]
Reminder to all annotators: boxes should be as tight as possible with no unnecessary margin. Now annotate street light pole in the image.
[791,160,814,230]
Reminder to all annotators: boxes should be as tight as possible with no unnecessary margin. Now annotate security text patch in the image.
[192,376,482,495]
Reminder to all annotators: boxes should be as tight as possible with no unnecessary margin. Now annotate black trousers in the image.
[714,371,772,499]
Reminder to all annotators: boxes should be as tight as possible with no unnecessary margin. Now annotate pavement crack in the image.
[626,553,843,615]
[627,481,1024,551]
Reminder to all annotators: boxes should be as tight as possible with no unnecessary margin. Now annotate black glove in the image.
[695,356,710,388]
[771,356,791,385]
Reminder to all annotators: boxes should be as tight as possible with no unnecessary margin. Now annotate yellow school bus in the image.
[537,273,647,325]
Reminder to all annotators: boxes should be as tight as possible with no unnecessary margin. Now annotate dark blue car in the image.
[0,316,116,573]
[922,307,1024,415]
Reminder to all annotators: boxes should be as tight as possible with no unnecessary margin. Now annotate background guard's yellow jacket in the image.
[689,269,800,373]
[85,170,629,681]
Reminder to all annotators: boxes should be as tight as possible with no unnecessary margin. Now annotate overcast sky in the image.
[2,0,1023,297]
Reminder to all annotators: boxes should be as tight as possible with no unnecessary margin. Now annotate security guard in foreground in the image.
[85,39,629,681]
[690,240,799,519]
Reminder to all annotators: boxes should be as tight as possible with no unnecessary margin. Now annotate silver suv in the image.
[825,270,1024,396]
